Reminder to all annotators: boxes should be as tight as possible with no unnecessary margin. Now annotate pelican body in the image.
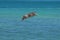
[22,12,36,20]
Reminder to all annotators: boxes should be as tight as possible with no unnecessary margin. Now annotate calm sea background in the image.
[0,1,60,40]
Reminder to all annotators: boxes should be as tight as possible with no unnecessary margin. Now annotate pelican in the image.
[22,12,36,21]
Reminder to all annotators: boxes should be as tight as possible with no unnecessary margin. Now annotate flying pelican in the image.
[22,12,36,21]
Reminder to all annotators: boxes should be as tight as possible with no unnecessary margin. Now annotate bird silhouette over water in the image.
[22,12,36,21]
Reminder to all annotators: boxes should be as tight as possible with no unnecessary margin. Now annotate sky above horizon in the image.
[0,0,60,1]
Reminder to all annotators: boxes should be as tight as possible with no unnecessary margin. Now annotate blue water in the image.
[0,1,60,40]
[0,1,60,8]
[0,17,60,40]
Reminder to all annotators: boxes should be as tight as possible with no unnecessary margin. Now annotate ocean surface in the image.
[0,1,60,8]
[0,1,60,40]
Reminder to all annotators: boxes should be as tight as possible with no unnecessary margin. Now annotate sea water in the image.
[0,1,60,40]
